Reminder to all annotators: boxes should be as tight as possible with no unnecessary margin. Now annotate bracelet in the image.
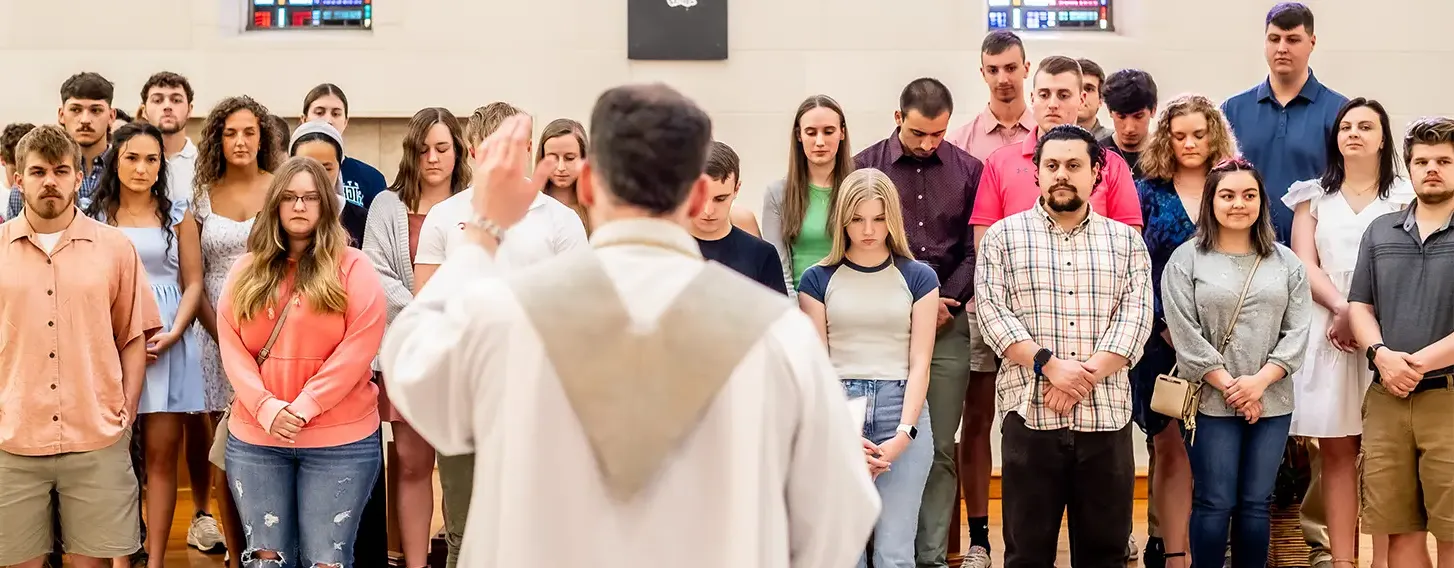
[467,217,506,243]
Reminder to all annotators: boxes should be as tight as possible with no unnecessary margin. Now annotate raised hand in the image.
[469,115,560,231]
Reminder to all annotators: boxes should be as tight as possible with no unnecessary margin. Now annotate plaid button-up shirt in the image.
[7,148,106,219]
[974,202,1153,432]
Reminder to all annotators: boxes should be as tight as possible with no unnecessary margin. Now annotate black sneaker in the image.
[1143,536,1166,568]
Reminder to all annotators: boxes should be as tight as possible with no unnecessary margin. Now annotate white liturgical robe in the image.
[381,218,880,568]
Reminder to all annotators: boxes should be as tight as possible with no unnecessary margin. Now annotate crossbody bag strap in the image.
[1167,255,1264,379]
[255,293,298,366]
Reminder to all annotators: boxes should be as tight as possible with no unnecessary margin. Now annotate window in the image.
[248,0,372,30]
[987,0,1112,32]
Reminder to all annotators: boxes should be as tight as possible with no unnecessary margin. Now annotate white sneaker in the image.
[186,514,226,553]
[1127,535,1139,560]
[962,545,991,568]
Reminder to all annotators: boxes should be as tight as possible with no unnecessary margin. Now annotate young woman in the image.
[1129,93,1239,568]
[762,94,855,294]
[1163,158,1311,568]
[301,84,388,236]
[290,120,369,247]
[1283,98,1409,568]
[363,107,472,568]
[797,168,935,568]
[193,95,280,568]
[218,156,386,567]
[537,118,590,232]
[86,123,205,568]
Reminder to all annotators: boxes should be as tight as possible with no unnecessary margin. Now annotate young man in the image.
[975,124,1152,567]
[6,73,115,219]
[691,141,787,295]
[140,72,198,202]
[1100,69,1158,182]
[852,77,984,568]
[1076,58,1114,141]
[1349,117,1454,568]
[381,85,878,568]
[412,100,586,568]
[1,122,37,219]
[0,125,163,568]
[973,55,1143,240]
[947,30,1036,162]
[1221,2,1347,243]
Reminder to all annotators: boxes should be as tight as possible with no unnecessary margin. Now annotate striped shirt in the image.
[973,202,1153,431]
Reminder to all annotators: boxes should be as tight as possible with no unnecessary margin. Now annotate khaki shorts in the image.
[965,309,999,374]
[1361,382,1454,541]
[0,431,140,565]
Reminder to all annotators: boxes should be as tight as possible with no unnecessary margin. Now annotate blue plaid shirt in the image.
[6,147,107,219]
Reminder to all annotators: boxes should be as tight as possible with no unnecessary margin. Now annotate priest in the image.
[381,84,879,568]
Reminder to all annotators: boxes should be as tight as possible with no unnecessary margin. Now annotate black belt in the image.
[1374,374,1452,394]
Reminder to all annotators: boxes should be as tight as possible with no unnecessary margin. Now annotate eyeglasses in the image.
[283,193,323,207]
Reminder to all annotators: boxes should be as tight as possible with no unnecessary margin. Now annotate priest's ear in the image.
[578,159,597,208]
[683,173,710,220]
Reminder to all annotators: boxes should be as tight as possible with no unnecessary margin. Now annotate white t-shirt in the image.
[415,188,588,269]
[36,232,63,254]
[166,139,198,202]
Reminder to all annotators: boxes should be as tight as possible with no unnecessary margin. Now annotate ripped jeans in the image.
[225,429,382,568]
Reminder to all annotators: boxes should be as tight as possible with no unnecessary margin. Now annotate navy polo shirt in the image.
[1221,70,1347,244]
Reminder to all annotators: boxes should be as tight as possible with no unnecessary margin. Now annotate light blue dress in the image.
[111,199,205,413]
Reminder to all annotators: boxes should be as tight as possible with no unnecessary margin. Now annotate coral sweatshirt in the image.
[219,247,386,448]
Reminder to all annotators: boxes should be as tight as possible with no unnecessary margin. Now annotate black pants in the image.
[1000,413,1134,568]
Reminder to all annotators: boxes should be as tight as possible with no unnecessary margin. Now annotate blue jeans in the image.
[226,430,383,568]
[842,379,933,568]
[1184,413,1291,568]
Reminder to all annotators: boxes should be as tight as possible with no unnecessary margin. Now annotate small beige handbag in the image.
[208,294,298,469]
[1150,256,1262,440]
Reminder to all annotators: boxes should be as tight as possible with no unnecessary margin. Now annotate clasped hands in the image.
[268,406,307,443]
[1210,372,1271,423]
[1041,357,1100,415]
[1373,347,1427,398]
[860,432,912,479]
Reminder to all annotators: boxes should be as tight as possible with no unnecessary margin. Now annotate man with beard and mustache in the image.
[141,72,198,202]
[0,124,162,568]
[947,30,1036,163]
[6,72,116,219]
[1349,117,1454,568]
[974,124,1152,568]
[852,77,983,568]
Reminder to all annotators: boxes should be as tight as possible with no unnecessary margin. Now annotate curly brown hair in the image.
[194,95,281,202]
[1138,94,1238,181]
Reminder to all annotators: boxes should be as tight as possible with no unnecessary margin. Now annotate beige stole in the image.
[509,248,790,501]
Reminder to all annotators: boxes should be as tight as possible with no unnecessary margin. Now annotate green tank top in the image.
[790,184,833,287]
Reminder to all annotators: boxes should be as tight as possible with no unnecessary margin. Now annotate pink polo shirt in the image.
[947,105,1037,162]
[970,126,1143,228]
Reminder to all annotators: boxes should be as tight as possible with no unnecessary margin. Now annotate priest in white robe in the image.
[381,85,880,568]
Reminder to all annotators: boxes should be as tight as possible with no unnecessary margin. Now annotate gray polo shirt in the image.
[1348,204,1454,378]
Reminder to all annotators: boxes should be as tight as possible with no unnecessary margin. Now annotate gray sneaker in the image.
[186,514,226,553]
[962,545,991,568]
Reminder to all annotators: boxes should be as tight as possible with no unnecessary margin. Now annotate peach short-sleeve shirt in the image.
[0,211,161,456]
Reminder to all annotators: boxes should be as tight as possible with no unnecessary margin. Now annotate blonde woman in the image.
[797,168,936,568]
[1129,93,1239,568]
[217,157,387,567]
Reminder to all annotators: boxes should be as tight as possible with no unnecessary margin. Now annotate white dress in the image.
[1283,178,1413,437]
[193,190,256,413]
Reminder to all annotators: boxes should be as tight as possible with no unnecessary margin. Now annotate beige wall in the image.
[3,0,1451,208]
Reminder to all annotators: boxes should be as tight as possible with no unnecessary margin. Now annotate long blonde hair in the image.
[229,157,350,322]
[819,168,914,266]
[1138,94,1239,181]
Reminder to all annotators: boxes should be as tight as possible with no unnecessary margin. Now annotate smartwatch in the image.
[1366,343,1386,371]
[896,424,918,440]
[1033,348,1053,378]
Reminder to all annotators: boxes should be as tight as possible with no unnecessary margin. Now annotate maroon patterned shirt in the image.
[854,130,983,303]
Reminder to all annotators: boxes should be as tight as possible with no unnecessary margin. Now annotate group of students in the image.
[0,2,1451,568]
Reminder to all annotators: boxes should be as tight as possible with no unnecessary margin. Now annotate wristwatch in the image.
[1366,343,1386,371]
[896,424,918,440]
[1033,348,1053,377]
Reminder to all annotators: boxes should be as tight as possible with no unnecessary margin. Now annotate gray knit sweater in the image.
[361,190,416,370]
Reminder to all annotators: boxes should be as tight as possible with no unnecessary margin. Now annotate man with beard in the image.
[974,124,1152,567]
[1349,117,1454,568]
[0,125,162,568]
[7,72,116,219]
[141,72,198,202]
